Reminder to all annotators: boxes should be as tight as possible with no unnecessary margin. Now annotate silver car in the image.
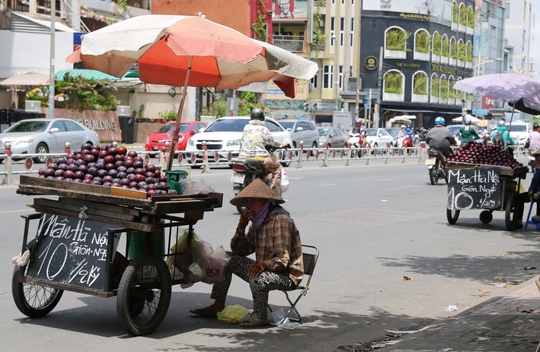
[278,119,319,150]
[317,127,347,148]
[0,118,100,163]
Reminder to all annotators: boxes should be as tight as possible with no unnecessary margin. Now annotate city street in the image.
[2,158,540,351]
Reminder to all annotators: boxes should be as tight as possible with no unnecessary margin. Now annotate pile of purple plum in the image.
[38,143,177,198]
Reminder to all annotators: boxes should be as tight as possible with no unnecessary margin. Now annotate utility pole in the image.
[48,0,56,119]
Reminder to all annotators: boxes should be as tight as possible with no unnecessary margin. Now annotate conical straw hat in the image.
[230,178,285,206]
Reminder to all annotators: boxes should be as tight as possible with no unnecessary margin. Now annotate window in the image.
[52,121,67,132]
[340,18,344,46]
[266,120,283,132]
[338,65,343,89]
[311,73,319,89]
[64,120,83,131]
[323,65,334,89]
[350,18,354,46]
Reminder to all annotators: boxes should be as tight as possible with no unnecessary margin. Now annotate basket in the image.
[164,170,189,195]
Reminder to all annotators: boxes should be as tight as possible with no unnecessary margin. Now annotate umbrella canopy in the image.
[452,114,482,126]
[453,73,540,115]
[67,14,317,98]
[0,72,50,91]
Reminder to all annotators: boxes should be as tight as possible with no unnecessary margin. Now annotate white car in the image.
[506,122,530,146]
[364,128,394,149]
[185,116,293,167]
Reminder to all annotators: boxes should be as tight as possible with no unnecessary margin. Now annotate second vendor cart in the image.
[446,162,528,231]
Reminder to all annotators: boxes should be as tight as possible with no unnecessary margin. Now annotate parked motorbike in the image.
[231,145,285,213]
[426,148,448,185]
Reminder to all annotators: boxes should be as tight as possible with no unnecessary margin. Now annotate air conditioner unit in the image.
[117,105,130,116]
[25,100,41,112]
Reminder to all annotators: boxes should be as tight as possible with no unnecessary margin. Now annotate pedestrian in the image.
[528,123,540,151]
[190,179,304,327]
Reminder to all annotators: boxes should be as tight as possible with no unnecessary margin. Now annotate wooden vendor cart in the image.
[12,175,223,336]
[446,162,528,231]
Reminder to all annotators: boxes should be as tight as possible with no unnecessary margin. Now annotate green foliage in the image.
[431,76,440,97]
[386,28,411,51]
[415,31,431,53]
[384,72,403,94]
[466,42,473,62]
[202,97,227,118]
[459,4,467,25]
[458,41,466,61]
[441,36,449,57]
[452,2,459,22]
[432,33,442,56]
[450,38,458,59]
[138,104,145,119]
[237,91,265,116]
[467,7,475,27]
[413,73,428,95]
[251,0,268,41]
[440,79,449,98]
[27,74,119,111]
[158,109,178,121]
[310,5,326,53]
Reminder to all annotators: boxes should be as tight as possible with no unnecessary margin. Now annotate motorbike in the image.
[347,131,366,148]
[231,145,284,213]
[528,148,537,173]
[426,148,448,185]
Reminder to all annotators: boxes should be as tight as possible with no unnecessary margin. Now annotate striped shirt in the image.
[231,206,304,286]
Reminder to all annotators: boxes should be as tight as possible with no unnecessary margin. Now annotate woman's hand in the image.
[238,209,254,233]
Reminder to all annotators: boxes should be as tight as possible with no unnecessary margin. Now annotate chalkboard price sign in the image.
[447,167,501,210]
[26,214,120,291]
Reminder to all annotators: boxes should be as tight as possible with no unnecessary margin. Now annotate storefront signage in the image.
[364,56,378,70]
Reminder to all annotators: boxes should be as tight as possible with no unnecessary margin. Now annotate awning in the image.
[56,69,120,81]
[0,72,50,91]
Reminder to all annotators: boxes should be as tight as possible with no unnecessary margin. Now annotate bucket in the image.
[127,228,165,260]
[164,170,189,195]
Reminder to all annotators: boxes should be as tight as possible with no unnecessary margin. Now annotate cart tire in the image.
[505,192,518,231]
[11,265,63,318]
[447,208,460,224]
[479,210,493,224]
[117,253,171,336]
[429,165,438,185]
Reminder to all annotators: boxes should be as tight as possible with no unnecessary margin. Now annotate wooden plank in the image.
[29,204,157,232]
[152,199,206,215]
[34,198,137,222]
[18,184,153,208]
[446,162,528,178]
[58,197,141,217]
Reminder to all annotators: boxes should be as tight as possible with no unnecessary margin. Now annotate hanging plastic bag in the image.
[202,245,231,283]
[280,168,290,192]
[217,305,250,324]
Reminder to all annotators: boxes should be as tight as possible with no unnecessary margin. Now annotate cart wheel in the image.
[447,208,460,224]
[11,265,63,318]
[479,210,493,224]
[117,253,171,336]
[429,161,439,185]
[505,192,518,231]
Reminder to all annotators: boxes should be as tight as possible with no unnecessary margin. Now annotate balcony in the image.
[273,35,305,53]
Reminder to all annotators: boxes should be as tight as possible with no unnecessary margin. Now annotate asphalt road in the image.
[2,156,540,352]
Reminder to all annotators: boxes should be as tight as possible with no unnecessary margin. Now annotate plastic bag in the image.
[217,305,249,324]
[280,168,290,192]
[181,178,215,195]
[202,245,231,283]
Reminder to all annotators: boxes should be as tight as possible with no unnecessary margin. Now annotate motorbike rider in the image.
[529,123,540,150]
[239,108,287,189]
[403,124,415,146]
[424,117,457,158]
[491,120,516,156]
[350,119,366,134]
[458,116,480,143]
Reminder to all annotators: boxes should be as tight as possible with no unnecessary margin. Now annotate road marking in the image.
[317,184,335,187]
[0,209,30,214]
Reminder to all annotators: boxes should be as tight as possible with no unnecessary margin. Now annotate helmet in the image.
[435,117,445,126]
[355,119,362,125]
[498,120,506,127]
[250,108,265,121]
[463,116,471,125]
[534,123,539,129]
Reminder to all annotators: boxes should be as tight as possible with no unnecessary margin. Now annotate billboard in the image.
[362,0,454,24]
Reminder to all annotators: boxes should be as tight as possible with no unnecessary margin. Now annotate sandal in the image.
[240,313,269,328]
[190,307,221,317]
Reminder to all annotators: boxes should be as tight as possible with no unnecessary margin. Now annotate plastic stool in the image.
[524,202,540,230]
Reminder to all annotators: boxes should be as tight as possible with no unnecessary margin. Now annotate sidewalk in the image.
[384,277,540,352]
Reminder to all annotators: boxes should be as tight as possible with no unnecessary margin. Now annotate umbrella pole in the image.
[166,56,193,171]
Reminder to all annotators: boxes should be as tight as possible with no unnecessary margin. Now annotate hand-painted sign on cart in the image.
[26,214,120,291]
[447,167,501,210]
